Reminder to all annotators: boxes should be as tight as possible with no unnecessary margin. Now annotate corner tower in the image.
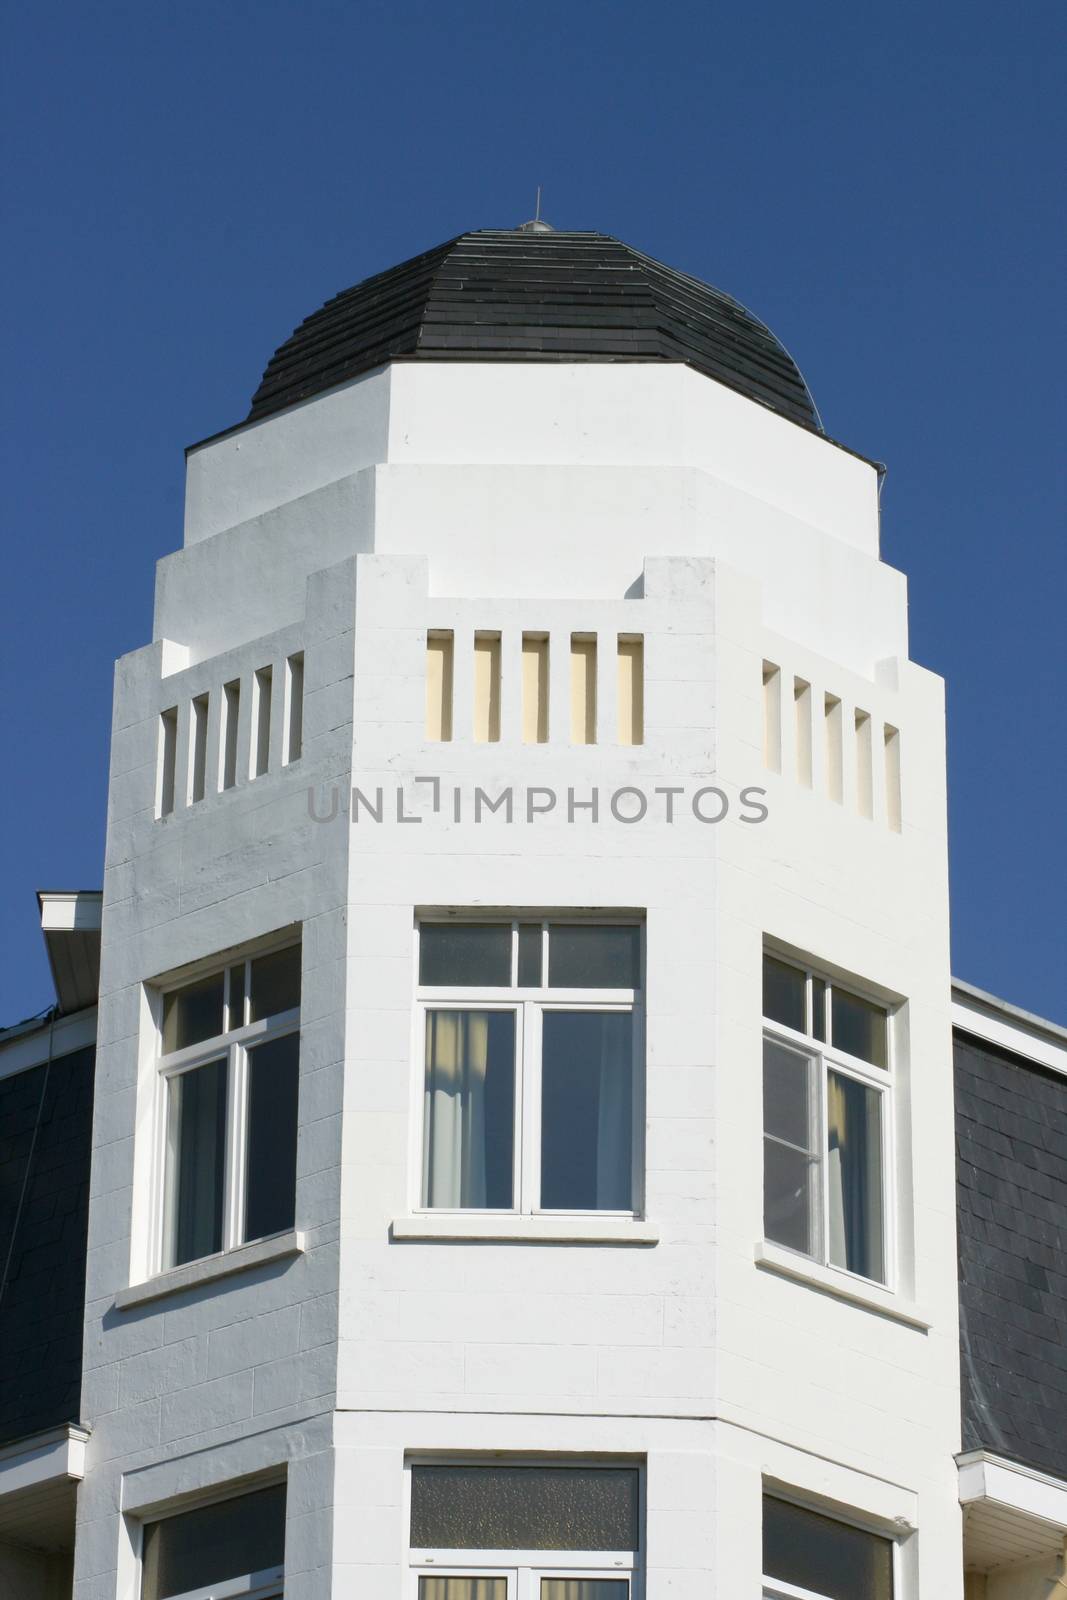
[75,225,961,1600]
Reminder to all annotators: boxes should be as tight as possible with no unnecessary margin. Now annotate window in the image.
[141,1482,285,1600]
[417,919,642,1216]
[158,941,300,1271]
[762,1494,893,1600]
[409,1462,640,1599]
[762,952,891,1284]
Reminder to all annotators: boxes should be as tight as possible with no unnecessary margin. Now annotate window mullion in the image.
[817,1049,829,1267]
[225,1040,245,1249]
[521,1002,540,1214]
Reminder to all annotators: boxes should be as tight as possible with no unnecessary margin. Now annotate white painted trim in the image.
[957,1451,1067,1528]
[0,1007,97,1080]
[0,1425,89,1497]
[952,987,1067,1079]
[115,1229,304,1310]
[391,1215,659,1245]
[754,1240,931,1329]
[37,890,103,932]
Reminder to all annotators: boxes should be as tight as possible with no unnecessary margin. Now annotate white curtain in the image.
[418,1579,507,1600]
[422,1010,490,1207]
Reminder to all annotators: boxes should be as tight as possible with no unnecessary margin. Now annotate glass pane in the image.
[542,1584,629,1600]
[827,1071,885,1282]
[764,1138,816,1257]
[166,1058,227,1268]
[162,972,224,1053]
[249,944,301,1021]
[762,955,806,1032]
[141,1482,286,1600]
[548,925,640,990]
[410,1465,639,1551]
[419,1583,508,1600]
[244,1033,299,1242]
[763,1495,893,1600]
[518,922,544,986]
[420,923,512,986]
[763,1038,815,1150]
[422,1011,516,1208]
[541,1012,633,1211]
[227,963,247,1030]
[832,986,888,1067]
[811,976,827,1042]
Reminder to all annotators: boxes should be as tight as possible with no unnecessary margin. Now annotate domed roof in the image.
[248,228,822,433]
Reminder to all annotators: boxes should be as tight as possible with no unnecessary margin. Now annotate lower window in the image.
[140,1481,285,1600]
[409,1462,640,1599]
[762,1493,893,1600]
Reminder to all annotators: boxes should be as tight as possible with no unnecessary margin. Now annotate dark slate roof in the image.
[955,1029,1067,1480]
[0,1041,94,1445]
[248,229,822,433]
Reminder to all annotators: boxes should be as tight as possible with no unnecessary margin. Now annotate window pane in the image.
[162,972,224,1053]
[763,1495,893,1600]
[227,963,247,1029]
[244,1032,299,1242]
[763,1038,815,1150]
[762,955,806,1032]
[420,923,512,986]
[410,1465,639,1551]
[827,1071,885,1282]
[141,1483,286,1600]
[764,1138,816,1257]
[548,925,640,990]
[518,921,544,986]
[542,1584,629,1600]
[249,944,301,1021]
[423,1011,515,1208]
[811,976,827,1042]
[167,1058,227,1268]
[832,986,888,1067]
[541,1012,633,1211]
[419,1582,508,1600]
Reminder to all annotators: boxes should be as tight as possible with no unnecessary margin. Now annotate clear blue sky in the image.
[1,1,1064,1026]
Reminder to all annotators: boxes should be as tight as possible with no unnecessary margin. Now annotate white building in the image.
[0,225,1064,1600]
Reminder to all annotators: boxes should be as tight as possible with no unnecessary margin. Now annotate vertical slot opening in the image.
[158,707,178,817]
[762,662,781,772]
[189,694,209,804]
[855,709,873,818]
[522,633,549,744]
[794,677,813,787]
[252,666,272,778]
[221,679,240,791]
[473,632,502,743]
[617,635,644,746]
[426,631,454,742]
[884,724,901,831]
[570,634,597,745]
[285,652,304,764]
[824,693,843,803]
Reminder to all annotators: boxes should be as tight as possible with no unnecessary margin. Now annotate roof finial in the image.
[518,185,554,233]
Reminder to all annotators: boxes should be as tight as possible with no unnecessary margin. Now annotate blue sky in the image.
[1,0,1064,1025]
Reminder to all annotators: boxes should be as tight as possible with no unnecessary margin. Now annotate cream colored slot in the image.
[473,633,502,743]
[762,662,781,772]
[794,677,813,787]
[570,635,597,744]
[158,706,177,817]
[426,632,454,742]
[617,636,644,746]
[189,693,209,804]
[884,723,902,831]
[824,693,843,803]
[522,633,549,743]
[855,709,873,819]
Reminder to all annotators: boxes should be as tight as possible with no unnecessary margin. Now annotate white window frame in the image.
[762,955,896,1291]
[760,1489,901,1600]
[405,1455,643,1600]
[152,938,300,1275]
[413,916,645,1219]
[153,1573,283,1600]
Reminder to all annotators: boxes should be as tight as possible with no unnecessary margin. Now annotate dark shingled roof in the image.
[248,229,822,433]
[955,1029,1067,1481]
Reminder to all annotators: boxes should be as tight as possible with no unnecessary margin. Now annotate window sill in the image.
[114,1230,305,1311]
[391,1215,660,1246]
[754,1241,932,1330]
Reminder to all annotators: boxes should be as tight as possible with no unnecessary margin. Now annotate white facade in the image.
[71,353,965,1598]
